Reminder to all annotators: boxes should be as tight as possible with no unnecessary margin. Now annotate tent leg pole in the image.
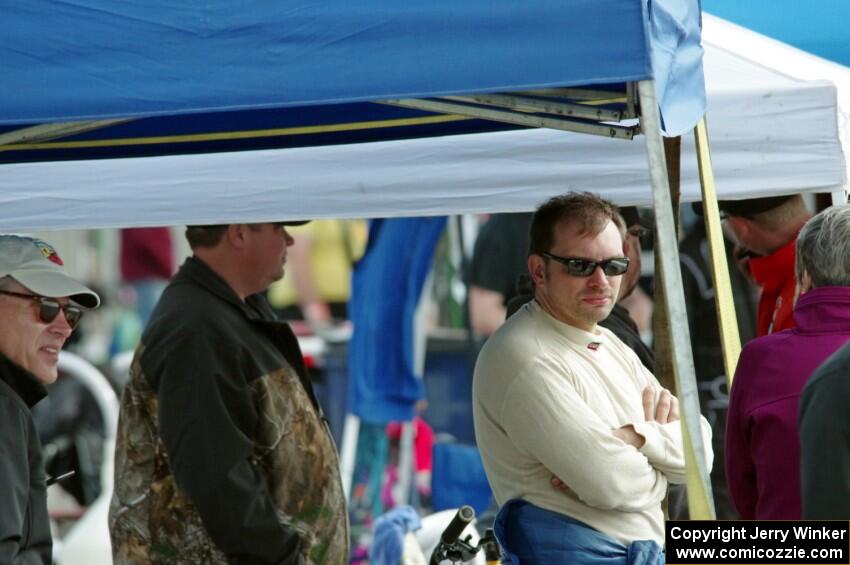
[637,80,715,520]
[394,421,415,506]
[340,413,360,502]
[831,189,848,206]
[694,118,742,388]
[653,136,681,394]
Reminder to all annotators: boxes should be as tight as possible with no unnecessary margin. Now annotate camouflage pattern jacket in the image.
[109,256,348,564]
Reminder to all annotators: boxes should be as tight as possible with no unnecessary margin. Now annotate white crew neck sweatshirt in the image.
[472,300,713,545]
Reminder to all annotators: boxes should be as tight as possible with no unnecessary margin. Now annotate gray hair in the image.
[796,204,850,287]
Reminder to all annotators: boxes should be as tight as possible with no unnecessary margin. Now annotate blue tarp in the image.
[347,217,447,423]
[705,0,850,67]
[1,0,705,136]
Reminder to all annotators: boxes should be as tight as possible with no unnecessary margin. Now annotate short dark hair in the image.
[185,225,228,249]
[529,192,625,256]
[718,195,797,219]
[185,223,272,249]
[692,194,804,223]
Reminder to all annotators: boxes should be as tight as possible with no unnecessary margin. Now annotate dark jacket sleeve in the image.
[800,359,850,519]
[155,334,303,564]
[0,398,50,565]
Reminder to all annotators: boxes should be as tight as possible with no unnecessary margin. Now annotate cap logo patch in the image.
[34,239,64,266]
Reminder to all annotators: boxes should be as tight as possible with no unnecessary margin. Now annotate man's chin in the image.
[581,303,615,323]
[266,269,285,287]
[34,366,59,385]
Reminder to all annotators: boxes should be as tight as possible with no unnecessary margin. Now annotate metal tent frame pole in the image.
[637,80,716,520]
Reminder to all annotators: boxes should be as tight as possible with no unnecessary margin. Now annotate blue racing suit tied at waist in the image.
[494,499,664,565]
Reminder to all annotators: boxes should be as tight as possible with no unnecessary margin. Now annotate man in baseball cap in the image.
[0,233,100,563]
[693,194,812,336]
[110,221,348,564]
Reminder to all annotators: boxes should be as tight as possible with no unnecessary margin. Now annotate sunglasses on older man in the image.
[541,252,630,277]
[0,290,84,329]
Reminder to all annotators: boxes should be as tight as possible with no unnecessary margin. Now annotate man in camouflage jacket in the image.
[109,223,348,564]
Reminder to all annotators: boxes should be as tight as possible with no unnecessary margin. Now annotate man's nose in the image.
[50,310,74,338]
[587,265,610,287]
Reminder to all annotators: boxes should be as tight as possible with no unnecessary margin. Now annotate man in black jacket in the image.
[603,206,654,371]
[0,234,100,564]
[109,223,348,564]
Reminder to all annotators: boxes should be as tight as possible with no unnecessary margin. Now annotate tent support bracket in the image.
[381,98,637,139]
[441,93,624,122]
[0,119,132,146]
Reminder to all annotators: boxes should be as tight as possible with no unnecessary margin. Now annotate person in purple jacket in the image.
[725,203,850,519]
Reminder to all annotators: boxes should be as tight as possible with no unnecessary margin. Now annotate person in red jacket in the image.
[715,195,811,337]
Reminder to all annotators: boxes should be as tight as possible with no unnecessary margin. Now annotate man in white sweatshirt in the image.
[472,192,712,563]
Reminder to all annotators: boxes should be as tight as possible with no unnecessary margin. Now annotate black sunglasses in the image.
[541,252,630,277]
[0,290,84,329]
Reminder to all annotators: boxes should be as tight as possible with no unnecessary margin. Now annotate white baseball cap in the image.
[0,235,100,308]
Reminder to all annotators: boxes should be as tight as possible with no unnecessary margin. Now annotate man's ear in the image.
[226,224,249,249]
[725,216,750,241]
[528,254,546,287]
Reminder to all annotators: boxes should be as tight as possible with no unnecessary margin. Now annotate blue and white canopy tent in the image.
[1,0,712,230]
[1,0,844,520]
[0,3,844,227]
[0,32,843,228]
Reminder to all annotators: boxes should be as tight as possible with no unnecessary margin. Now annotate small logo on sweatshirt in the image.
[587,342,601,351]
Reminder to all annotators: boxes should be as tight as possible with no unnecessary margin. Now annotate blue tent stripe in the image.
[1,0,704,134]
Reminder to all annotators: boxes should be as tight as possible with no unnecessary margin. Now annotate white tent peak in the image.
[703,12,850,192]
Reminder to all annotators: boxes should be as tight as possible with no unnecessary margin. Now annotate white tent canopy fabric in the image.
[0,16,845,232]
[702,13,850,192]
